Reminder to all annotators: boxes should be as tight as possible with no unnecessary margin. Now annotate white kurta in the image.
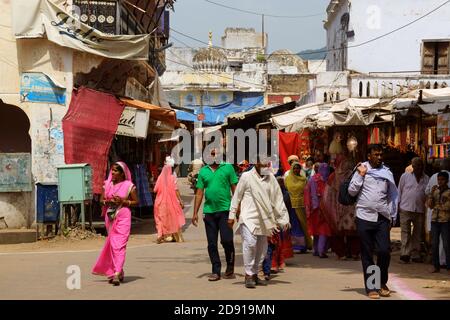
[229,168,290,236]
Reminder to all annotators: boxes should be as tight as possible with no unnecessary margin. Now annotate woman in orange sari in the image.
[154,163,186,243]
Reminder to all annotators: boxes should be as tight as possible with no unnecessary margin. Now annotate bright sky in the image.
[170,0,330,53]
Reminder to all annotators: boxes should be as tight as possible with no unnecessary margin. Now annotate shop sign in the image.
[20,72,66,105]
[116,107,149,138]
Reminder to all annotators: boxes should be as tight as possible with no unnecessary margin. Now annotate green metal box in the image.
[57,164,93,202]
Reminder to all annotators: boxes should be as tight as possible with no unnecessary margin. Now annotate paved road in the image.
[0,180,448,300]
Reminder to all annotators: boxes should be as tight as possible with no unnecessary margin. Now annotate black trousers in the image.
[431,222,450,270]
[203,211,235,276]
[356,215,391,293]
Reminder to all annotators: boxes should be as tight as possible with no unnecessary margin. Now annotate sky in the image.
[170,0,330,53]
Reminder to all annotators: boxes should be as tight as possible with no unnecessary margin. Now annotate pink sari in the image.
[154,165,185,238]
[92,162,134,278]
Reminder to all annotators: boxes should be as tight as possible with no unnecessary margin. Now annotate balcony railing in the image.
[73,0,174,74]
[350,74,450,99]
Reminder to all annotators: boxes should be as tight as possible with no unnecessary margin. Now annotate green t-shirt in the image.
[196,163,238,214]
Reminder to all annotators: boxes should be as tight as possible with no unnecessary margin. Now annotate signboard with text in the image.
[116,107,150,138]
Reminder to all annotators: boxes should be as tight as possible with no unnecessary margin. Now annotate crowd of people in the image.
[89,146,449,299]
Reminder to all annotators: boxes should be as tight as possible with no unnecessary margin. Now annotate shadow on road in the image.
[123,276,145,284]
[340,287,368,298]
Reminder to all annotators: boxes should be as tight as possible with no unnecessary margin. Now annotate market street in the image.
[0,181,448,300]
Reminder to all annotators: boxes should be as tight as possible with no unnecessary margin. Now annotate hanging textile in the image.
[134,164,153,207]
[279,131,300,173]
[62,87,124,194]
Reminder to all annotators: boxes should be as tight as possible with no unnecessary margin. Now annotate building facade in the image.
[317,0,450,101]
[0,0,174,230]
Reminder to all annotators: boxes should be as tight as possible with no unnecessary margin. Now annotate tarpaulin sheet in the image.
[12,0,150,60]
[175,95,264,125]
[279,131,300,173]
[62,87,124,194]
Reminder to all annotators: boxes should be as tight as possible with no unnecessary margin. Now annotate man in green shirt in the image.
[192,150,238,281]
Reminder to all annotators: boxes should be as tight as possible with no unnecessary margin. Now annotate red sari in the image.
[304,174,332,236]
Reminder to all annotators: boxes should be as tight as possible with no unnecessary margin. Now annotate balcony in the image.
[73,0,175,75]
[350,73,450,99]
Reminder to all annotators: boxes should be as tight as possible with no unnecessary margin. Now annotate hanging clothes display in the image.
[134,164,153,207]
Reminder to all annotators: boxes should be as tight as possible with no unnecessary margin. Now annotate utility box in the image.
[57,164,93,202]
[36,183,59,223]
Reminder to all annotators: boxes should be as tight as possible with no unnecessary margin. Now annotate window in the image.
[324,92,328,102]
[422,41,450,75]
[185,94,195,106]
[202,93,212,104]
[219,94,229,103]
[366,82,371,97]
[359,81,363,98]
[336,92,340,101]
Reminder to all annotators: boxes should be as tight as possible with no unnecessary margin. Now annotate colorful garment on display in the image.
[134,164,153,207]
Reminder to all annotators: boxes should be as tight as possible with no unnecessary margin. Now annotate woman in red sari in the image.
[304,163,333,258]
[327,156,360,260]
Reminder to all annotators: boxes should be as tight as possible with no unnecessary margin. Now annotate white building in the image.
[319,0,450,100]
[161,29,268,108]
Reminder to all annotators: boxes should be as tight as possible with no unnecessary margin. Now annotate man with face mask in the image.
[192,149,238,282]
[228,155,290,289]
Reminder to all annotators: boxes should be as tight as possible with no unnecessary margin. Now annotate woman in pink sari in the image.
[154,164,186,244]
[92,162,138,286]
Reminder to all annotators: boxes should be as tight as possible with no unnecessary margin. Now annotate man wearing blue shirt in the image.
[348,144,398,299]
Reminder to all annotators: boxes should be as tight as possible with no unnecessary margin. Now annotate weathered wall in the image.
[315,71,350,103]
[0,0,75,228]
[16,39,73,183]
[0,0,33,229]
[268,74,313,94]
[326,0,450,73]
[221,28,267,50]
[308,60,327,74]
[0,193,32,229]
[267,95,301,105]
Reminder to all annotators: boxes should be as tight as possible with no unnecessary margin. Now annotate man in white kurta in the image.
[228,160,290,289]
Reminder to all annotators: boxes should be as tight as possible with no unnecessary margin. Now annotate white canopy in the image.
[271,103,322,131]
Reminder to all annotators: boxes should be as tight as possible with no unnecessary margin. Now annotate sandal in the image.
[111,274,120,286]
[156,237,164,244]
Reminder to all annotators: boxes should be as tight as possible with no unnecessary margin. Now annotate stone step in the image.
[0,229,37,244]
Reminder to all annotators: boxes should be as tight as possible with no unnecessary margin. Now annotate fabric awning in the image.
[329,98,382,112]
[119,97,179,127]
[419,103,450,115]
[175,95,264,126]
[271,103,321,131]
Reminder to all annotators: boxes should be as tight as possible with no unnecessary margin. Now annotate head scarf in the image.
[318,163,330,181]
[288,155,300,164]
[285,162,307,208]
[102,162,134,216]
[105,161,133,185]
